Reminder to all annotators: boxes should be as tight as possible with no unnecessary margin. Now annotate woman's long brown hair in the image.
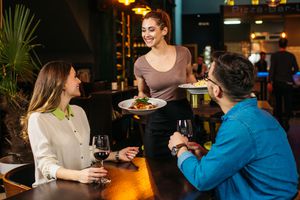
[21,61,72,141]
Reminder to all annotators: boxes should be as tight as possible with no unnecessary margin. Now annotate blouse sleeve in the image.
[28,113,61,180]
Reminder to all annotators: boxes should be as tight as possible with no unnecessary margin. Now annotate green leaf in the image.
[0,4,41,105]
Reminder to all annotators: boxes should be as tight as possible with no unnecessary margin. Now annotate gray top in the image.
[134,46,191,101]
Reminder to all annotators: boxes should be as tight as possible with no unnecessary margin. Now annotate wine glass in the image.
[177,119,193,141]
[92,135,111,184]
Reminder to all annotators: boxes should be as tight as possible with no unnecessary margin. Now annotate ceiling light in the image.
[118,0,135,6]
[266,0,281,7]
[132,1,151,15]
[252,0,259,5]
[255,20,263,24]
[224,19,241,25]
[281,32,287,38]
[225,0,235,6]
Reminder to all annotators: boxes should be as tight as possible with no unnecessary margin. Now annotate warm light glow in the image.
[118,0,135,6]
[255,20,263,24]
[132,5,151,15]
[252,0,259,5]
[266,0,281,7]
[224,19,241,25]
[280,0,287,3]
[281,32,287,38]
[251,33,256,39]
[227,0,235,6]
[142,10,151,16]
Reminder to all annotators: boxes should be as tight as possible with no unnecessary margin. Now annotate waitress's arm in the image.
[136,76,150,97]
[186,62,197,83]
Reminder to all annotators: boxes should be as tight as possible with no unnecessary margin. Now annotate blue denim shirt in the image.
[178,98,298,200]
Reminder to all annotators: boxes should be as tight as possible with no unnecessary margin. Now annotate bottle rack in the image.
[114,10,131,81]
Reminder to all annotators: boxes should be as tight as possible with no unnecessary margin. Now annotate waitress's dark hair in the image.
[143,9,171,44]
[212,52,255,102]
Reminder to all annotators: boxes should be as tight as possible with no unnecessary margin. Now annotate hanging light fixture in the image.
[252,0,259,5]
[280,0,287,4]
[224,0,235,6]
[281,32,287,38]
[266,0,281,7]
[118,0,135,6]
[132,0,151,15]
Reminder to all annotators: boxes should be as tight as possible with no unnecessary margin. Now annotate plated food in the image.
[178,80,208,94]
[193,79,207,87]
[129,97,157,110]
[118,97,167,115]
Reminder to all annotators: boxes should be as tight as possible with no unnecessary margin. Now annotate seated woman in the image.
[22,61,139,187]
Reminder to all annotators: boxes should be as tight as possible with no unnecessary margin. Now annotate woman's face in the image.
[142,18,167,48]
[63,67,81,98]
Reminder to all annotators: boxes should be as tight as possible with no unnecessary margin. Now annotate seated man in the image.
[169,52,298,200]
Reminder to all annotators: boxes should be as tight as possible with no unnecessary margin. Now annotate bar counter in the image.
[6,157,212,200]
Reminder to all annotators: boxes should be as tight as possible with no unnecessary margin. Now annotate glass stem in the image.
[101,159,104,167]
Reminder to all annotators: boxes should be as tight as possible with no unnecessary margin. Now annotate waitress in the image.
[134,10,197,158]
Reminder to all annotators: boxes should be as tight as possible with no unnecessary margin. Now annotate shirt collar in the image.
[51,105,74,120]
[221,98,257,121]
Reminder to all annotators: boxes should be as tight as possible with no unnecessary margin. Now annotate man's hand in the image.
[168,132,188,150]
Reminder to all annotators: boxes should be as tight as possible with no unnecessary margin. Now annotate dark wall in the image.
[2,0,176,82]
[182,14,223,55]
[3,0,94,64]
[224,23,251,42]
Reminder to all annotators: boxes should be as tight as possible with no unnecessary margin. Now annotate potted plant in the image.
[0,4,41,173]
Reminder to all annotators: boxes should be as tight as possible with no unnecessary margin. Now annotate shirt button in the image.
[74,130,77,133]
[81,156,83,159]
[80,143,82,146]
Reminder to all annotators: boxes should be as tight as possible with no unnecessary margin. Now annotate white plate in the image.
[118,98,167,115]
[178,83,208,94]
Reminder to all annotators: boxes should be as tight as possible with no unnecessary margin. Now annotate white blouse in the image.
[28,105,92,187]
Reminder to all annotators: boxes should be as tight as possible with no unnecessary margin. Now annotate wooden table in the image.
[5,158,211,200]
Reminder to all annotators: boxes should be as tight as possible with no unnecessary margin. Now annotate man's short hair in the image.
[278,38,288,48]
[260,51,266,56]
[212,52,255,102]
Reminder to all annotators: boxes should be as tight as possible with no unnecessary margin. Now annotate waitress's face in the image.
[142,18,167,48]
[63,67,81,98]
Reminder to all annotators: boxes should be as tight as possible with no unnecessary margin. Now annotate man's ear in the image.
[213,85,222,98]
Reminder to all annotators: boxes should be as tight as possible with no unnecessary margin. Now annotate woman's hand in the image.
[77,167,108,184]
[118,147,139,162]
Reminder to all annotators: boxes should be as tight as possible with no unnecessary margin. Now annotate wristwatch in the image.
[171,143,188,157]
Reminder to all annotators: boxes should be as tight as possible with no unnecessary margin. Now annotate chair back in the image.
[3,163,34,198]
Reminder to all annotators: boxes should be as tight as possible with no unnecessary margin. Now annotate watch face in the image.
[171,147,177,156]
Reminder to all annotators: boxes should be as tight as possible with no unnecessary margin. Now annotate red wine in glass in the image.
[92,135,111,184]
[94,151,110,160]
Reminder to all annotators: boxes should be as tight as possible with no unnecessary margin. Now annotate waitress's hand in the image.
[78,167,108,183]
[119,147,139,162]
